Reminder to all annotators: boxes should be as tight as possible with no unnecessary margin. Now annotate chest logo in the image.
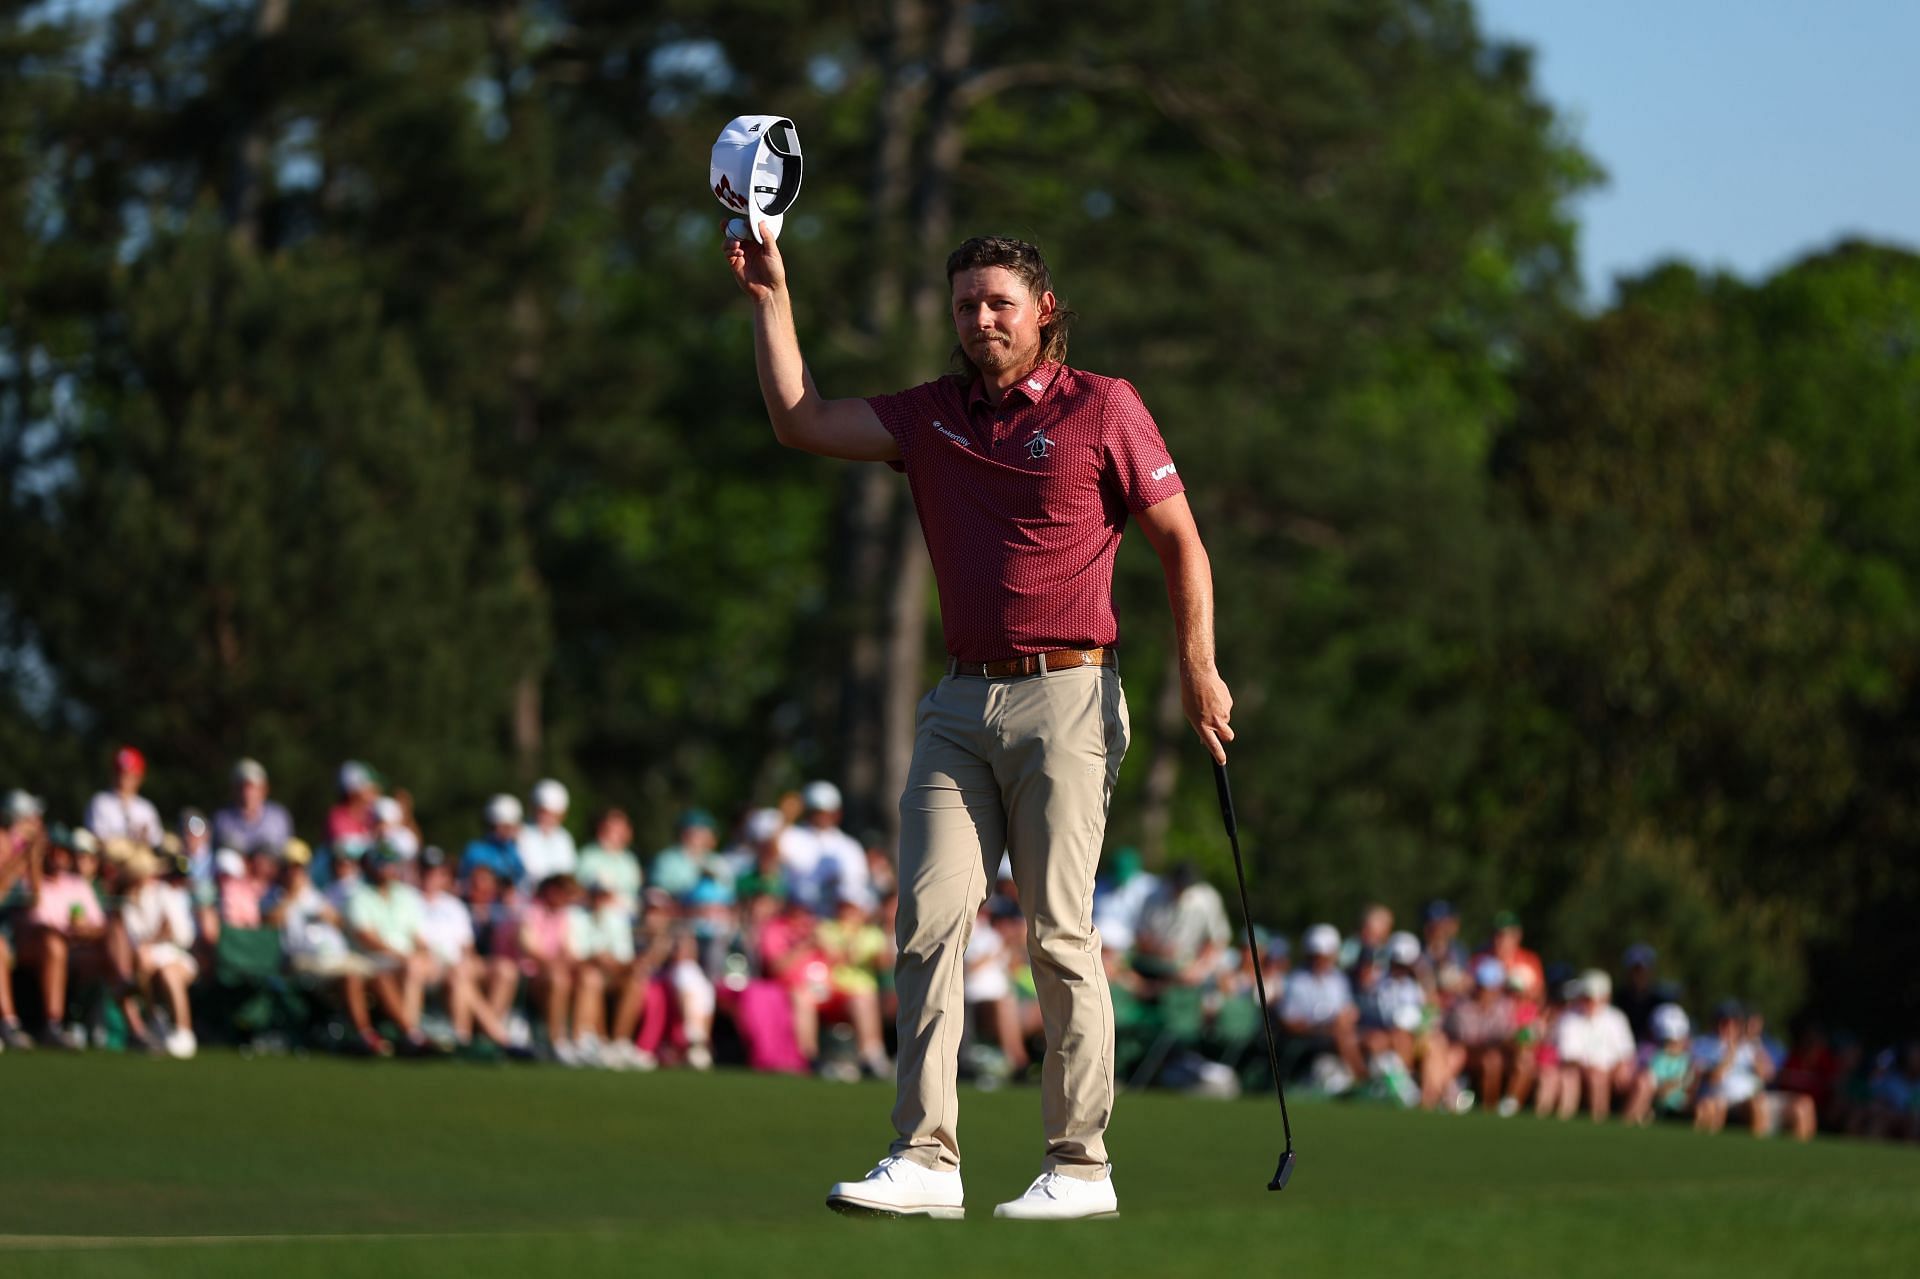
[933,421,972,449]
[1026,429,1055,461]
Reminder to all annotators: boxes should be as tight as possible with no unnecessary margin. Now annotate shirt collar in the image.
[968,360,1060,409]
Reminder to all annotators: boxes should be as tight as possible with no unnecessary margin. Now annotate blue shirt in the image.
[461,836,524,885]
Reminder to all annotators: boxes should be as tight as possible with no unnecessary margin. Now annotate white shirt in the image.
[86,791,164,847]
[963,919,1010,1003]
[783,824,869,912]
[1554,1004,1637,1070]
[1138,883,1232,965]
[1092,872,1160,952]
[121,881,195,947]
[518,822,579,886]
[1281,967,1354,1028]
[420,891,476,967]
[281,882,349,959]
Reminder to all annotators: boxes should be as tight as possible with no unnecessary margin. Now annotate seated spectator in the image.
[576,808,643,915]
[265,847,387,1055]
[0,807,44,1049]
[216,849,263,927]
[1778,1024,1844,1125]
[730,808,789,901]
[373,795,421,861]
[1279,924,1367,1086]
[417,849,520,1055]
[327,760,381,858]
[19,831,113,1048]
[1625,1003,1698,1126]
[1133,863,1231,987]
[212,758,292,857]
[815,889,892,1078]
[175,810,222,946]
[1696,1002,1817,1141]
[759,892,835,1071]
[1091,846,1159,955]
[346,848,439,1054]
[630,890,718,1070]
[515,873,587,1064]
[117,847,199,1058]
[1616,942,1662,1043]
[461,795,527,889]
[1475,910,1545,1004]
[1340,903,1394,974]
[570,876,651,1070]
[1548,970,1637,1122]
[651,808,733,901]
[1442,959,1519,1114]
[85,746,164,848]
[778,783,868,914]
[519,779,577,885]
[1360,930,1441,1106]
[1416,899,1470,1006]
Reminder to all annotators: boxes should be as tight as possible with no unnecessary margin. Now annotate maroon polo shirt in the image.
[866,361,1185,663]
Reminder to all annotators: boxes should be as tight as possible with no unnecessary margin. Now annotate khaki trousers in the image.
[889,663,1130,1179]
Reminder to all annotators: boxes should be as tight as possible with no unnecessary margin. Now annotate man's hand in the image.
[724,221,786,303]
[1182,663,1235,764]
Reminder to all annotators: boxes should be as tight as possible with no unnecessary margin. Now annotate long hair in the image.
[945,236,1076,380]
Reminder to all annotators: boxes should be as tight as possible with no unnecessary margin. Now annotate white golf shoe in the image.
[826,1155,965,1219]
[993,1167,1119,1220]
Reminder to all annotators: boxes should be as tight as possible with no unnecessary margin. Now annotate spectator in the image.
[460,863,522,1038]
[731,808,789,901]
[1340,903,1394,974]
[1625,1003,1699,1126]
[519,779,577,885]
[1091,846,1159,954]
[19,831,111,1048]
[345,848,438,1054]
[570,876,651,1069]
[461,795,527,888]
[216,849,263,927]
[211,758,292,857]
[265,846,388,1055]
[1359,931,1437,1105]
[1279,924,1367,1086]
[1134,862,1231,987]
[965,897,1029,1076]
[1416,899,1469,1006]
[650,809,732,900]
[1548,970,1637,1122]
[863,838,897,900]
[1617,943,1662,1043]
[117,847,199,1058]
[778,782,868,914]
[1476,911,1545,1002]
[1696,1002,1817,1141]
[175,810,222,945]
[516,873,587,1064]
[327,761,381,857]
[1778,1024,1843,1122]
[86,746,163,848]
[1443,958,1518,1114]
[0,806,43,1049]
[416,849,518,1055]
[815,889,893,1078]
[576,808,643,915]
[373,795,421,861]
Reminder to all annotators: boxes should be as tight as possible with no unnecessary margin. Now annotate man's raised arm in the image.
[724,222,899,462]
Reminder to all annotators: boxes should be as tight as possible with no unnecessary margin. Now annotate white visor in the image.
[711,115,802,244]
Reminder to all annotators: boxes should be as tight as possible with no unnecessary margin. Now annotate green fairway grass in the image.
[1,1052,1915,1277]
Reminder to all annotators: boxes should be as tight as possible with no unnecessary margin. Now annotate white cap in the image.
[232,758,268,786]
[532,779,570,815]
[1303,924,1340,957]
[1582,969,1613,1001]
[711,115,802,244]
[1387,930,1421,967]
[1651,1003,1691,1044]
[744,807,784,844]
[216,848,247,878]
[3,789,42,822]
[374,796,403,825]
[485,794,523,827]
[338,760,374,794]
[1474,957,1506,989]
[802,780,842,813]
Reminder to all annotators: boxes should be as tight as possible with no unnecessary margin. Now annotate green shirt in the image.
[576,845,643,905]
[348,882,425,954]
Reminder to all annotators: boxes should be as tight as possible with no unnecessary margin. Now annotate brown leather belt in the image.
[948,647,1116,678]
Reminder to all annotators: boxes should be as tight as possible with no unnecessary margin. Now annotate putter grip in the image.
[1213,761,1237,837]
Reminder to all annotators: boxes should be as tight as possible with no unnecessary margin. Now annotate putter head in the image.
[1268,1149,1295,1192]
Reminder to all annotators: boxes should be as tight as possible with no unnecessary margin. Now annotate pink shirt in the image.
[519,901,573,963]
[32,873,105,933]
[866,362,1185,661]
[220,878,263,928]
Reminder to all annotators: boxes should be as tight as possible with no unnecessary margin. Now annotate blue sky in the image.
[1475,0,1919,301]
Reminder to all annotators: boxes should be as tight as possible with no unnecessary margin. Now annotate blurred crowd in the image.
[3,747,1916,1146]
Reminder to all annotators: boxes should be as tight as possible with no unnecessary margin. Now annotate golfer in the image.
[726,224,1233,1220]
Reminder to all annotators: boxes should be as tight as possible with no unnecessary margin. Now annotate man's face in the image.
[240,778,267,808]
[951,266,1054,377]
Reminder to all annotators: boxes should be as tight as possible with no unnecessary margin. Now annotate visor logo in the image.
[714,174,748,211]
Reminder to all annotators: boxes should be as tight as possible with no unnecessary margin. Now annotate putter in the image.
[1213,758,1296,1192]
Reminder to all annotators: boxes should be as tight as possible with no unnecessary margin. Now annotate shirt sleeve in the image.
[1100,379,1185,514]
[865,382,939,474]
